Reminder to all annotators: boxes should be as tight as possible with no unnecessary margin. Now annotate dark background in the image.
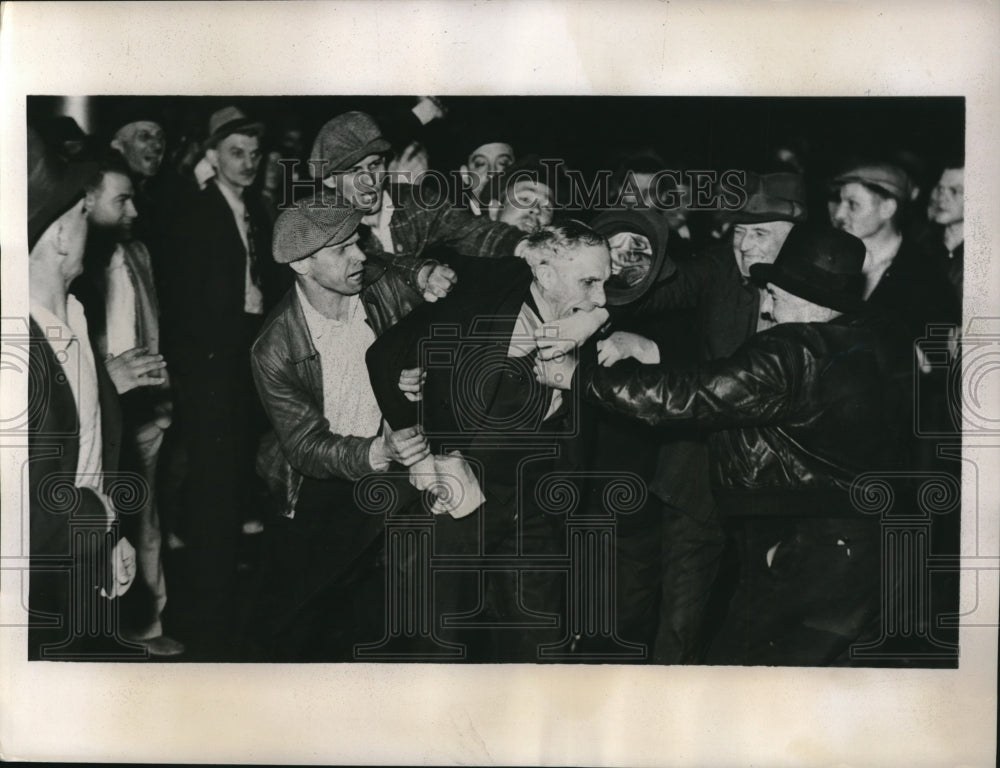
[28,94,964,184]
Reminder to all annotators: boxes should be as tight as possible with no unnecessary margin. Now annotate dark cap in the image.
[106,99,166,137]
[726,172,808,224]
[27,128,98,251]
[749,225,867,313]
[830,163,910,202]
[309,111,391,178]
[272,197,364,264]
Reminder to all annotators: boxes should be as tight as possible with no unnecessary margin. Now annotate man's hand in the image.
[534,308,610,361]
[398,367,426,402]
[407,453,438,492]
[377,420,430,467]
[428,450,484,518]
[597,331,661,366]
[416,263,457,303]
[105,347,167,395]
[533,348,578,391]
[107,537,137,598]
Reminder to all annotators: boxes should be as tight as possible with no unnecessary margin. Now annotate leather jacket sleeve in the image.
[583,324,818,430]
[251,347,377,482]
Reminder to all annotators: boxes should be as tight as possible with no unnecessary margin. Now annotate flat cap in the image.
[309,111,391,177]
[272,198,364,264]
[831,163,910,202]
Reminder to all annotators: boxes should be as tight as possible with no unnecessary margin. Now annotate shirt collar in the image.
[30,295,88,354]
[295,283,357,340]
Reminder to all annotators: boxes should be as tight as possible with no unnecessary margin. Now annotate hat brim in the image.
[750,262,866,314]
[207,118,266,148]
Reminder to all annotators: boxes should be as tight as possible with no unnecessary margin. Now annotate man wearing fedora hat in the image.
[26,128,138,658]
[248,200,433,660]
[158,105,289,657]
[537,224,914,665]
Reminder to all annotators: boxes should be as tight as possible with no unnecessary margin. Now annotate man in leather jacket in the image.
[537,224,914,665]
[248,199,454,660]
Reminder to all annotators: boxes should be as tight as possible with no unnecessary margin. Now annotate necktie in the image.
[245,209,261,287]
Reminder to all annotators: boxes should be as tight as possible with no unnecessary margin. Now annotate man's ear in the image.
[205,147,219,171]
[879,196,898,222]
[110,138,124,154]
[289,256,312,277]
[533,261,556,291]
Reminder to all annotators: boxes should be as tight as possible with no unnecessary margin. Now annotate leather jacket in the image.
[251,254,425,517]
[583,311,913,517]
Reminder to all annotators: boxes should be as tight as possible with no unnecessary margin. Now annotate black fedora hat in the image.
[749,225,867,313]
[591,208,677,306]
[27,128,97,251]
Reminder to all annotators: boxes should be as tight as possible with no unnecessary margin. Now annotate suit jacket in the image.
[161,181,289,375]
[27,317,123,659]
[367,255,587,511]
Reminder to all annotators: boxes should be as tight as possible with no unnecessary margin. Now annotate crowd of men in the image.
[25,97,963,663]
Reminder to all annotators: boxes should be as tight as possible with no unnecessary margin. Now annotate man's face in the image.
[928,168,964,226]
[539,243,612,318]
[210,133,262,191]
[757,283,839,329]
[325,153,386,214]
[462,142,514,197]
[86,172,138,236]
[499,179,554,233]
[112,121,165,178]
[829,182,895,240]
[732,220,794,277]
[302,232,367,295]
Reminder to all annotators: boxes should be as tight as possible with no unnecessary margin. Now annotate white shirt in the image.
[361,190,395,254]
[215,180,264,315]
[296,285,384,444]
[30,296,114,528]
[104,244,138,356]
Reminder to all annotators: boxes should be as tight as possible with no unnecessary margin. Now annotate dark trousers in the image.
[252,475,386,662]
[415,491,566,663]
[706,516,882,666]
[613,502,726,664]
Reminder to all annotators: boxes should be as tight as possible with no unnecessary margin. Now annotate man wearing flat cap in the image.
[160,105,288,657]
[538,225,914,666]
[829,161,958,345]
[248,201,433,660]
[26,128,138,659]
[308,110,525,275]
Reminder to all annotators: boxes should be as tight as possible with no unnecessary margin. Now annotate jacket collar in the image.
[279,287,319,364]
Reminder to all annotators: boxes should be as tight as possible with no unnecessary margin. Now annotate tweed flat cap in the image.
[309,111,391,178]
[272,198,364,263]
